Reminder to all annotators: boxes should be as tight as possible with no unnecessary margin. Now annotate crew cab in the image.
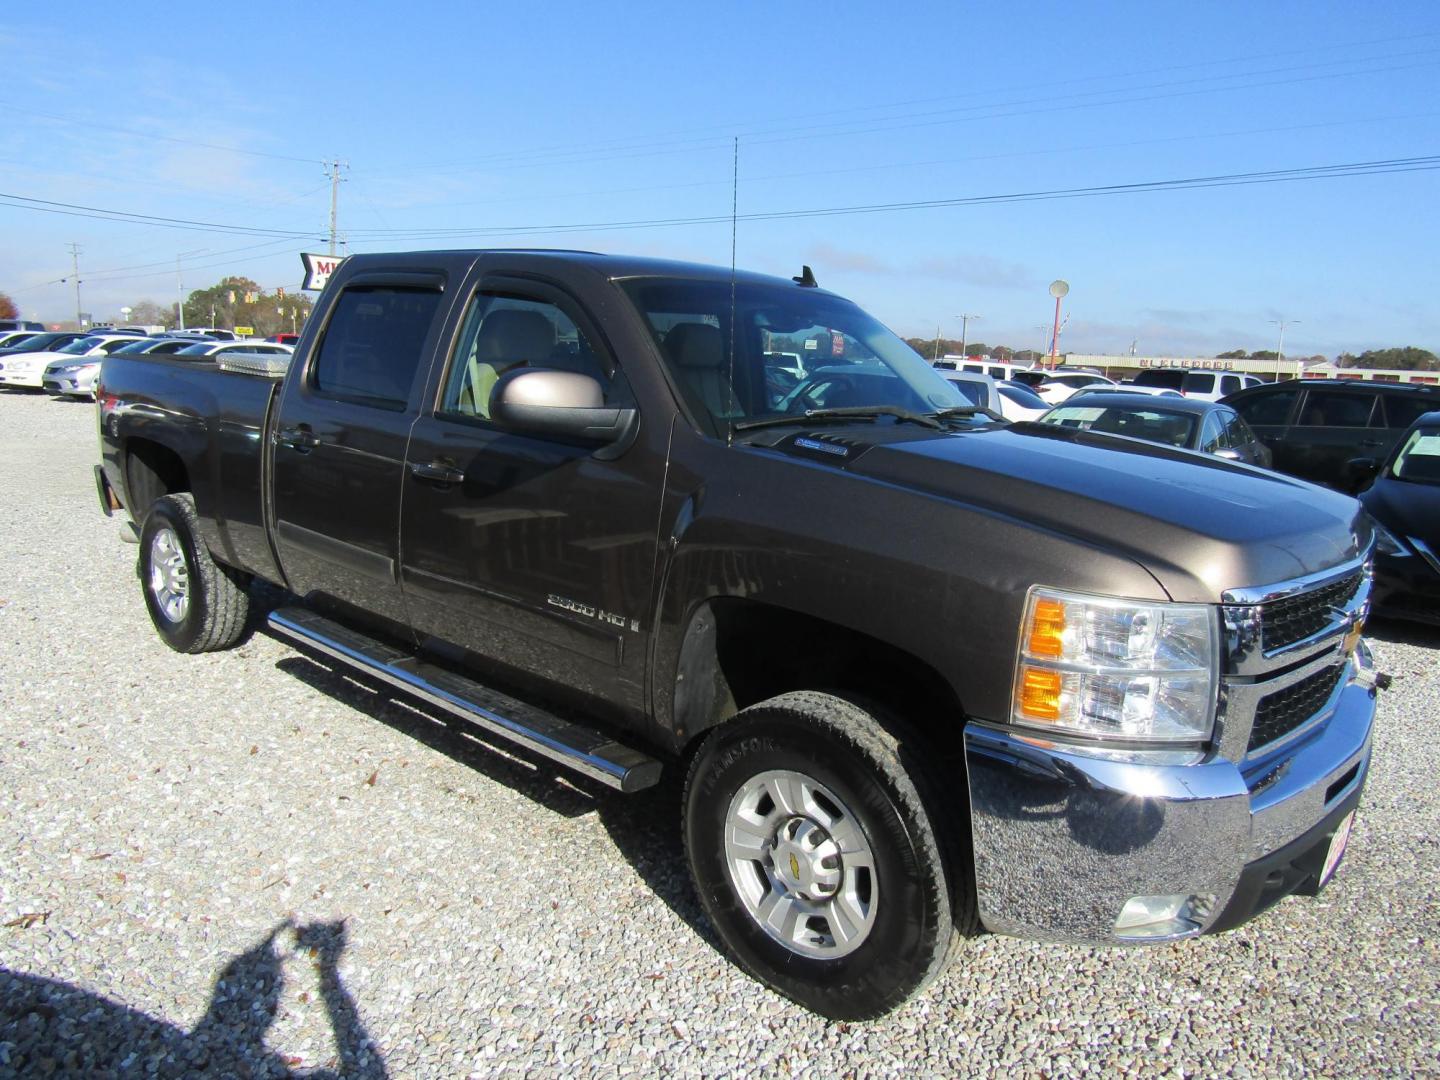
[96,250,1380,1019]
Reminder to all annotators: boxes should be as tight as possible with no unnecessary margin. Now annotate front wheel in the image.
[138,493,250,653]
[683,691,962,1019]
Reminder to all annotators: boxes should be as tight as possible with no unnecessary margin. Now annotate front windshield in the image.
[1391,427,1440,484]
[1038,404,1197,448]
[621,279,966,435]
[58,336,104,355]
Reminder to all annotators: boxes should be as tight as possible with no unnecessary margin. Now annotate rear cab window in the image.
[311,286,443,410]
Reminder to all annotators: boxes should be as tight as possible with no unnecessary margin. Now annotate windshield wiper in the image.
[933,405,1007,424]
[733,406,943,433]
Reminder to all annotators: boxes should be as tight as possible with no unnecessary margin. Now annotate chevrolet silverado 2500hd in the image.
[96,250,1379,1019]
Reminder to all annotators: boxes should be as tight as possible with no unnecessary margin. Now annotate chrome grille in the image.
[1260,570,1363,652]
[1248,664,1345,752]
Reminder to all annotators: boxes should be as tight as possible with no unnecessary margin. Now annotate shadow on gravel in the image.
[271,652,720,952]
[1365,615,1440,649]
[0,920,385,1078]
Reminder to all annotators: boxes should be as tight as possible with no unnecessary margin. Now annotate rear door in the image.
[398,273,664,717]
[271,272,452,628]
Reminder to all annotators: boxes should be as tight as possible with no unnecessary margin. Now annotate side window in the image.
[1298,390,1376,428]
[1381,394,1440,430]
[311,286,442,410]
[1219,411,1246,448]
[1219,375,1241,396]
[440,294,609,421]
[1182,373,1215,395]
[1232,387,1297,427]
[1199,413,1225,452]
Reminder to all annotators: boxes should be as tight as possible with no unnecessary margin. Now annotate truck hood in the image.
[774,422,1371,602]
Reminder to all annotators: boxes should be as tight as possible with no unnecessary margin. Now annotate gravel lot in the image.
[1,388,1437,1078]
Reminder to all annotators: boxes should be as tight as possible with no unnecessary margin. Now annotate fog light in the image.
[1114,893,1215,939]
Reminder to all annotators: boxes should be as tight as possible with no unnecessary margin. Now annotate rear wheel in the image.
[684,691,961,1019]
[138,493,250,653]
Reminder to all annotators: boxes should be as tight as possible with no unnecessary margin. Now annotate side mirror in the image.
[1347,456,1379,478]
[490,368,637,447]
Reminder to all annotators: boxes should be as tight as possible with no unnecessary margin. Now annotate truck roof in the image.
[342,249,841,295]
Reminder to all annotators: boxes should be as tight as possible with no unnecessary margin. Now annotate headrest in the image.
[474,309,556,365]
[664,322,724,370]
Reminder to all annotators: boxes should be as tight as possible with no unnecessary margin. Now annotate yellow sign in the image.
[234,325,255,336]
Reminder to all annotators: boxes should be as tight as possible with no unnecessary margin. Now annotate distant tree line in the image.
[0,291,17,320]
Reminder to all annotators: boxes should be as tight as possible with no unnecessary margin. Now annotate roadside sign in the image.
[234,325,255,336]
[301,252,346,292]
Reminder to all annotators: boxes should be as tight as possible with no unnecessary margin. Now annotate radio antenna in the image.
[727,135,738,447]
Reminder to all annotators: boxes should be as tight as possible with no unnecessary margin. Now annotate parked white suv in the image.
[1131,369,1263,401]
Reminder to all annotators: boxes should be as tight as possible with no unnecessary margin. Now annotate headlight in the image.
[1370,519,1410,557]
[1014,587,1218,743]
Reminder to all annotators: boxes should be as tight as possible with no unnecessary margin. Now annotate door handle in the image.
[409,459,466,485]
[277,426,320,452]
[1358,438,1383,448]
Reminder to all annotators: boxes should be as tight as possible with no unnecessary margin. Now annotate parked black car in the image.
[1222,378,1440,492]
[1356,410,1440,625]
[1036,392,1272,466]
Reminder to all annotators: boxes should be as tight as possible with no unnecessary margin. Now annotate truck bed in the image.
[99,354,283,582]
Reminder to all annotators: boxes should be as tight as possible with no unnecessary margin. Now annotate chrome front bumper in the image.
[964,645,1376,944]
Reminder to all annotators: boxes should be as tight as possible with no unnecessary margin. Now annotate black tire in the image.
[137,493,250,653]
[683,691,963,1019]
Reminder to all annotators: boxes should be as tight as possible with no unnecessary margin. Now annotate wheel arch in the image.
[669,596,969,756]
[123,436,191,512]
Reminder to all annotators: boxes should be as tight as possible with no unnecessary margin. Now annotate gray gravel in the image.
[1,387,1437,1078]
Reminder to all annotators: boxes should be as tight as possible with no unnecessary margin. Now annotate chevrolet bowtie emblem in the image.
[789,853,800,879]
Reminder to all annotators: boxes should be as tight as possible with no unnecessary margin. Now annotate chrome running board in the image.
[268,606,662,793]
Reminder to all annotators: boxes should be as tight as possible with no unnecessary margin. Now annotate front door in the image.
[271,278,449,629]
[399,279,664,718]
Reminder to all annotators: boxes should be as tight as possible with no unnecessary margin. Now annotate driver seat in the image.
[663,322,734,420]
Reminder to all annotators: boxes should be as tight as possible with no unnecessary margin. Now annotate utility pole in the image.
[933,325,941,362]
[175,247,206,330]
[67,242,83,329]
[325,159,349,256]
[1270,318,1299,382]
[956,313,981,358]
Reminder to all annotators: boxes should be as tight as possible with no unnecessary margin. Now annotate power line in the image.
[0,192,323,238]
[338,155,1440,243]
[5,155,1436,255]
[0,100,321,165]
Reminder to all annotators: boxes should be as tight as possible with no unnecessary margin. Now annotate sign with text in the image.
[234,326,255,337]
[300,252,346,292]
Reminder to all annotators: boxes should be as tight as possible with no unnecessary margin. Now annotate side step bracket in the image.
[268,606,662,793]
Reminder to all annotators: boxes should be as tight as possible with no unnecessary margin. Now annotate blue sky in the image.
[3,1,1437,358]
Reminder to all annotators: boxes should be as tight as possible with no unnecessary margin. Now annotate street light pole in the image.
[956,313,981,358]
[1269,318,1299,382]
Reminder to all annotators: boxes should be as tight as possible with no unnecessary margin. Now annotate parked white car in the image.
[1034,371,1119,404]
[171,340,295,359]
[0,334,137,389]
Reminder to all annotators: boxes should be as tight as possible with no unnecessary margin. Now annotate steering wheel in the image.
[779,374,859,414]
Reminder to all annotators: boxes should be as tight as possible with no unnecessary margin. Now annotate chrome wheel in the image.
[725,769,878,958]
[147,526,190,624]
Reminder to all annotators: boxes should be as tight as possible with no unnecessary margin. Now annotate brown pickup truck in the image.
[96,250,1379,1018]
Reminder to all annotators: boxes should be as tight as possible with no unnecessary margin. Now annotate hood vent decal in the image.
[794,436,850,458]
